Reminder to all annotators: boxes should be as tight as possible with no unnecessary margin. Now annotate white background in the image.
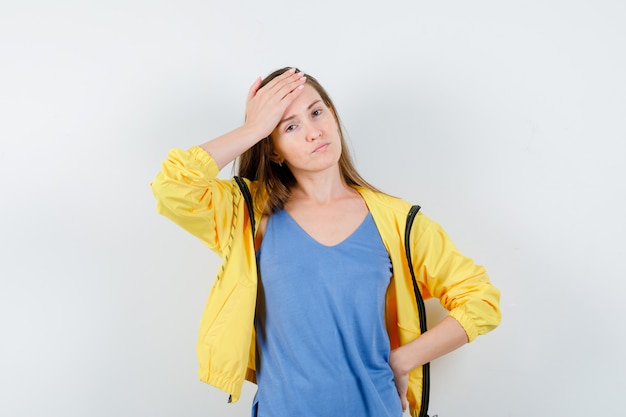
[1,1,625,416]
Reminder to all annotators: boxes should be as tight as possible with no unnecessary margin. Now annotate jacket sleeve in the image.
[150,146,239,256]
[413,214,502,342]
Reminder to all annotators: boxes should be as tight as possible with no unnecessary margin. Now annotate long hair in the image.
[235,67,379,214]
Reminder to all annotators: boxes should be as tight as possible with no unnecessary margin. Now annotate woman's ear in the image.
[270,152,283,166]
[268,137,284,166]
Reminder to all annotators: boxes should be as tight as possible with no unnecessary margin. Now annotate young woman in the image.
[151,67,501,417]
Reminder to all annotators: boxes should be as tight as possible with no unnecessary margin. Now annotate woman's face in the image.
[270,84,342,176]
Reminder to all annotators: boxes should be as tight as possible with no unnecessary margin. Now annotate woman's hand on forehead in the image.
[244,68,307,139]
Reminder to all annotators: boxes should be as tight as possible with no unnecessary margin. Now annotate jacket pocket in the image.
[200,281,255,346]
[397,323,421,345]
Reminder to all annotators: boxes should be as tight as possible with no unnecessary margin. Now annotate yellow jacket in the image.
[151,146,501,417]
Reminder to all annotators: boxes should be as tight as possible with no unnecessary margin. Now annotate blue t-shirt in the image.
[253,210,402,417]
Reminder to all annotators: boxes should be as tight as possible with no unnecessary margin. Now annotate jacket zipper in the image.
[405,205,430,417]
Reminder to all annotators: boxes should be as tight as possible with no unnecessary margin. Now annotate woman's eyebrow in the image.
[279,100,322,126]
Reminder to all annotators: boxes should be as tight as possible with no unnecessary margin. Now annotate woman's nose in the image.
[305,125,322,141]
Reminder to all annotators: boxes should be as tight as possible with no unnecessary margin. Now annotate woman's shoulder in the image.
[355,187,413,216]
[355,187,439,235]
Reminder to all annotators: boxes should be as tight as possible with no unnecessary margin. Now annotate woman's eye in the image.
[312,109,322,117]
[285,124,297,132]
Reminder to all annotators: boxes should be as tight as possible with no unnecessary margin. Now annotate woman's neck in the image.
[288,168,354,205]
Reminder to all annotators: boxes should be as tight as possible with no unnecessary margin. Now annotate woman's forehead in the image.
[281,84,324,117]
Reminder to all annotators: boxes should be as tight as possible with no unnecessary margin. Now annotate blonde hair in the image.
[235,67,379,214]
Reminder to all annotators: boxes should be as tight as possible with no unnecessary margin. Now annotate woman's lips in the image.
[312,143,330,153]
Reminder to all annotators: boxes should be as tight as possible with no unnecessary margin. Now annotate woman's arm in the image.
[389,317,468,411]
[388,214,501,412]
[151,69,307,251]
[200,68,306,170]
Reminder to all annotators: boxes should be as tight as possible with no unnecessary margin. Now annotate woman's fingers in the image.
[280,80,305,102]
[276,73,306,101]
[246,77,262,102]
[261,68,306,102]
[246,68,295,105]
[389,348,410,412]
[264,67,298,93]
[393,373,408,412]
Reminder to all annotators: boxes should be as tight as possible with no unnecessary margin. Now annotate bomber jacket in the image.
[151,146,501,417]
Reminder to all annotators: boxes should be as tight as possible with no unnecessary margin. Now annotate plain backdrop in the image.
[1,1,625,416]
